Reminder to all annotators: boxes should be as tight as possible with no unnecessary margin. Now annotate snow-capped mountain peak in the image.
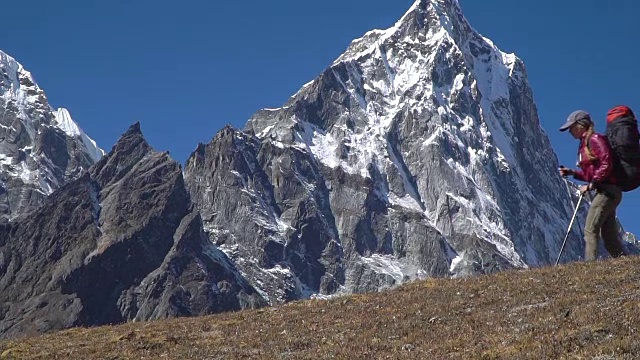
[0,50,36,97]
[0,49,104,220]
[54,107,105,162]
[232,0,589,299]
[53,107,81,137]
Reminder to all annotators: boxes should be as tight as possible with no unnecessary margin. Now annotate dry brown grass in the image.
[3,256,640,359]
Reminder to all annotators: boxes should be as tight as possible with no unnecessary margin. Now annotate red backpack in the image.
[605,105,640,191]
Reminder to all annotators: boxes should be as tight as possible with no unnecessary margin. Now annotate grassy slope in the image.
[2,256,640,359]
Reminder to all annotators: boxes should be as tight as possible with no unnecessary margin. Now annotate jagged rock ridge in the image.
[0,124,265,339]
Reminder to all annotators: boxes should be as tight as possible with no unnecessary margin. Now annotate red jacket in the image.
[573,133,616,185]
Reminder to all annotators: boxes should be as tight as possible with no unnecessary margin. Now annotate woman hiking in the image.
[559,110,626,261]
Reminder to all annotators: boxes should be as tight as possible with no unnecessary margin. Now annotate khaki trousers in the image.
[584,183,625,261]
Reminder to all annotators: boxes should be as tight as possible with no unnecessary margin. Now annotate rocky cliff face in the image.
[0,124,264,339]
[184,0,590,303]
[0,51,103,221]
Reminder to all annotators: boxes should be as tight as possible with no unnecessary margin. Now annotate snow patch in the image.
[360,254,405,284]
[449,254,463,273]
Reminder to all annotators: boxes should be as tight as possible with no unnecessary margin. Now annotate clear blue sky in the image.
[1,0,638,238]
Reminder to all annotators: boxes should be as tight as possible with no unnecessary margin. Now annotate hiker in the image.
[558,110,626,261]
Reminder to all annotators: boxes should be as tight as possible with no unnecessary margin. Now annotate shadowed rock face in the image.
[0,124,265,339]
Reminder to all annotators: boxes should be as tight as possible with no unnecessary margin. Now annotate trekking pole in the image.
[555,192,584,265]
[563,178,585,240]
